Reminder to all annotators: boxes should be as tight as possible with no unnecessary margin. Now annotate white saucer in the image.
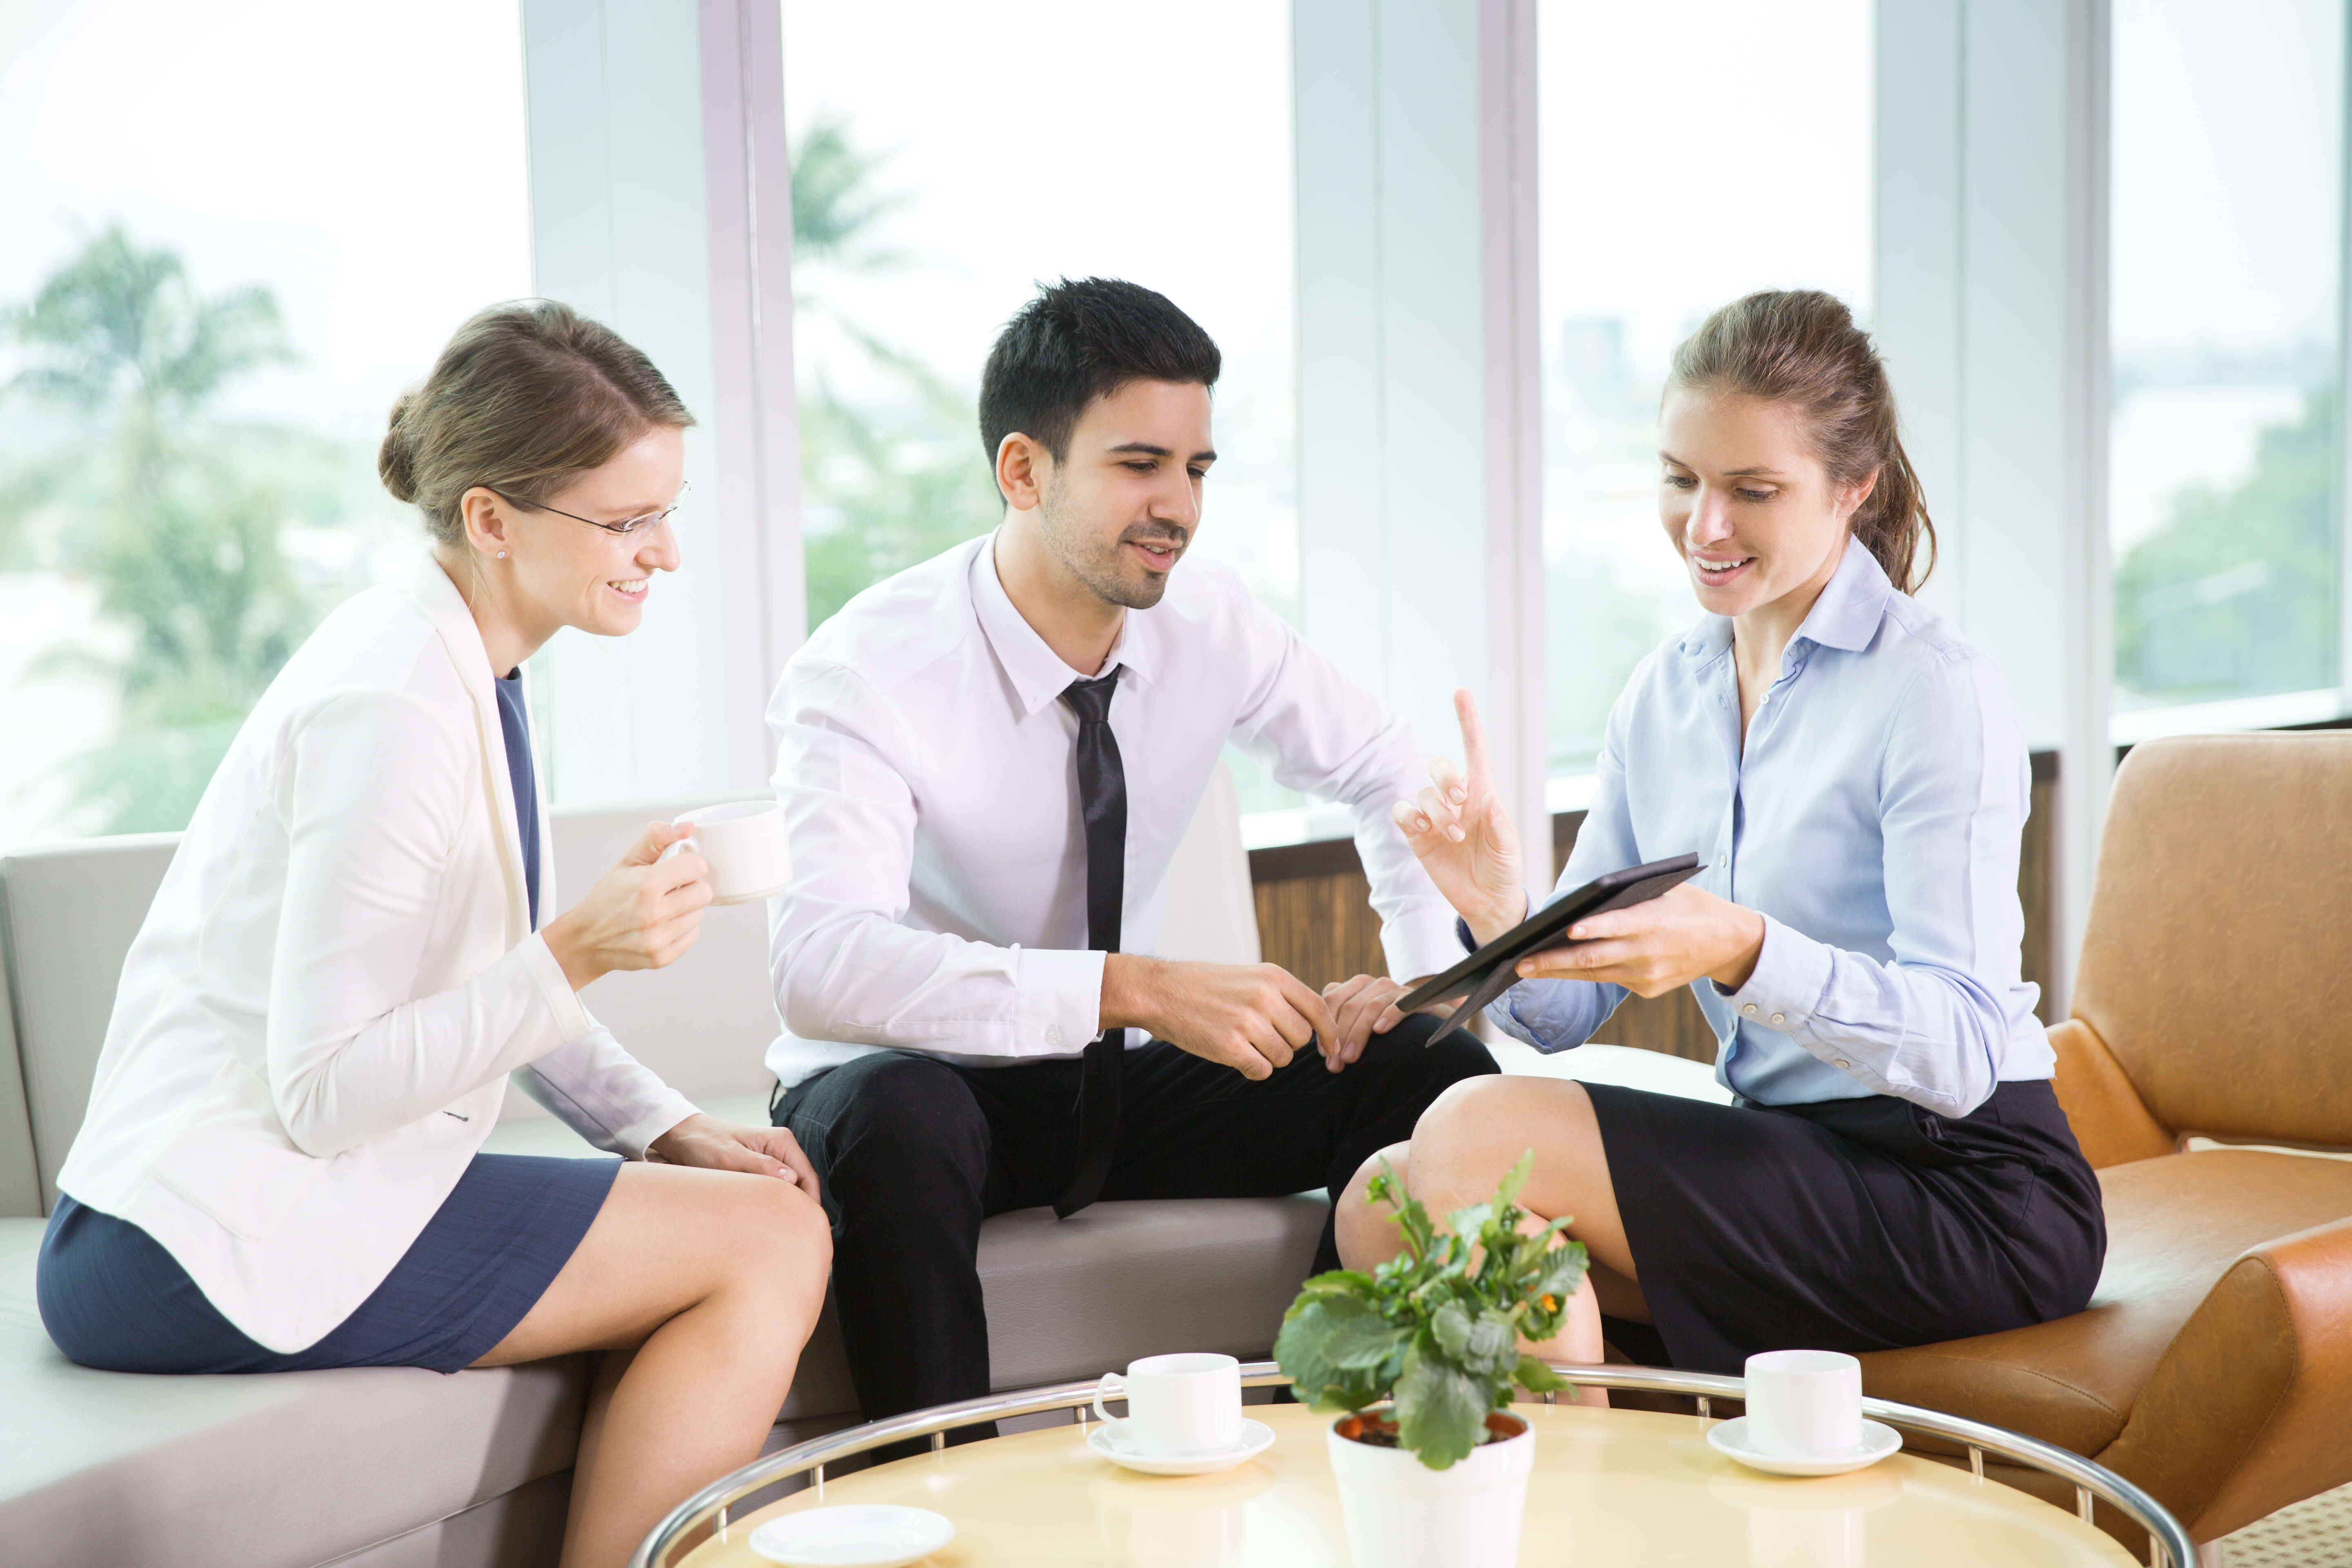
[1088,1417,1277,1476]
[1706,1417,1902,1477]
[747,1504,954,1568]
[713,881,790,907]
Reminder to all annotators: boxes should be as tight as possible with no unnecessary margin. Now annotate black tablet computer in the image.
[1394,852,1703,1043]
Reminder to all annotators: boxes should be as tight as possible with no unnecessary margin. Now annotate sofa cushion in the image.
[979,1196,1325,1386]
[0,1217,585,1568]
[1860,1148,2352,1456]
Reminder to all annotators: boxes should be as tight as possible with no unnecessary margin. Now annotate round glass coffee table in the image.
[632,1363,2192,1568]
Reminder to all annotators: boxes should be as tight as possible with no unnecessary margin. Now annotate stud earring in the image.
[496,550,508,559]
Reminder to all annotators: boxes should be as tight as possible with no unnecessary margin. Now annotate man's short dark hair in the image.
[978,278,1221,490]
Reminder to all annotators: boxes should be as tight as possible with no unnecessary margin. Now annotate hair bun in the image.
[378,392,418,503]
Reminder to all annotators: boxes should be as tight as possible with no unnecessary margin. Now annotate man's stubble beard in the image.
[1038,483,1176,611]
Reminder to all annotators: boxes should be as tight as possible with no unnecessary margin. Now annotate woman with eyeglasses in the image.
[38,301,830,1568]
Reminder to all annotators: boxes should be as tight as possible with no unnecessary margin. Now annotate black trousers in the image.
[774,1014,1496,1443]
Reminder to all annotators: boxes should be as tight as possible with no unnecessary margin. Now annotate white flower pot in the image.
[1325,1408,1535,1568]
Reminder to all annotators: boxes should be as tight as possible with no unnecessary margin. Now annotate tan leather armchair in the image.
[1859,733,2352,1551]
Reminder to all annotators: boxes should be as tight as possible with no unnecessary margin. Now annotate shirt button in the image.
[1046,1026,1063,1047]
[1834,1058,1851,1069]
[1740,1003,1757,1017]
[1716,854,1728,868]
[1769,1012,1786,1027]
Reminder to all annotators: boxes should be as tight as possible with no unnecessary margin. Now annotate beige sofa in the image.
[0,767,1722,1567]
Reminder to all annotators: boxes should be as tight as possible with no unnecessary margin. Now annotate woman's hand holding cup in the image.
[543,821,713,991]
[1394,689,1528,947]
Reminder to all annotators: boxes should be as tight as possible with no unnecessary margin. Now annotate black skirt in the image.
[1584,1078,2106,1374]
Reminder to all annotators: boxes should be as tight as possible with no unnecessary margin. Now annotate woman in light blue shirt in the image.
[1334,291,2103,1377]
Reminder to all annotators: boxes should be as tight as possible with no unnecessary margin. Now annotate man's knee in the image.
[792,1053,989,1193]
[1362,1013,1501,1090]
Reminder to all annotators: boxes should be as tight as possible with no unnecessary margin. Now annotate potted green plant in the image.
[1276,1152,1588,1568]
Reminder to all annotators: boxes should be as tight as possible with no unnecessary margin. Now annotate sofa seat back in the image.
[2071,733,2352,1149]
[0,834,181,1215]
[0,977,36,1219]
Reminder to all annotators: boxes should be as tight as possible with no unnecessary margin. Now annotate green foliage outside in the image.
[3,228,374,834]
[1275,1152,1589,1470]
[0,115,978,838]
[2114,389,2337,706]
[1546,548,1675,775]
[791,114,1001,630]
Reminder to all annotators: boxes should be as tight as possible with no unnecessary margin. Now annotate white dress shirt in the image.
[57,552,697,1352]
[765,531,1457,1090]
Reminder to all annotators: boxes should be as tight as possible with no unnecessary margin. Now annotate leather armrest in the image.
[2096,1215,2352,1540]
[2049,1019,2174,1169]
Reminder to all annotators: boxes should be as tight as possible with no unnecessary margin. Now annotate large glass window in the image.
[780,0,1299,807]
[2109,0,2343,729]
[0,0,530,852]
[1537,0,1873,780]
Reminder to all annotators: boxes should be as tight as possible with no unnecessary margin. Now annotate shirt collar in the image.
[1793,535,1895,653]
[969,530,1156,717]
[1677,535,1893,663]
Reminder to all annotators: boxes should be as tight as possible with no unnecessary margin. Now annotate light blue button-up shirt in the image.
[1494,537,2051,1118]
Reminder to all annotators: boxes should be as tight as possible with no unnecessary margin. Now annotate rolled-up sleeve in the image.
[770,659,1105,1057]
[1721,648,2033,1117]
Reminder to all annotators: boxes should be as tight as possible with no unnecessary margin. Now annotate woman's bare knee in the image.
[722,1178,831,1302]
[1335,1141,1412,1270]
[1417,1074,1590,1157]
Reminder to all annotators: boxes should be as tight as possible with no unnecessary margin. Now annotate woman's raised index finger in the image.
[1454,688,1494,791]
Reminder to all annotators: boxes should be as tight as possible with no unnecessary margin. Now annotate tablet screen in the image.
[1393,852,1703,1033]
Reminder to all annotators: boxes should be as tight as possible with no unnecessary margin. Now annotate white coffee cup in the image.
[665,802,791,906]
[1094,1352,1242,1457]
[1744,1349,1864,1458]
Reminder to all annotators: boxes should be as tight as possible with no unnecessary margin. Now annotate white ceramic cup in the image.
[1744,1349,1864,1458]
[1094,1352,1242,1457]
[665,802,791,906]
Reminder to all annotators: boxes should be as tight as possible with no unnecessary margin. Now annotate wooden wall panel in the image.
[1248,748,2060,1055]
[2021,759,2056,1023]
[1251,866,1389,994]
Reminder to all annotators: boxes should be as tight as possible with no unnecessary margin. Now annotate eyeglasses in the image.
[486,480,687,539]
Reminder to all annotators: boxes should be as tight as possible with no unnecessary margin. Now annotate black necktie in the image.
[1055,670,1126,1218]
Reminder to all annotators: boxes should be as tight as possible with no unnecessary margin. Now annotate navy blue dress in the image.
[37,668,619,1374]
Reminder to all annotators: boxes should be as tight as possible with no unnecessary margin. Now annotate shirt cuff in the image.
[519,932,593,1043]
[1018,945,1110,1054]
[615,1089,703,1160]
[1720,914,1833,1037]
[1382,904,1466,984]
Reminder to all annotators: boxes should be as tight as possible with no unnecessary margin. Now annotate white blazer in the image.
[56,552,697,1353]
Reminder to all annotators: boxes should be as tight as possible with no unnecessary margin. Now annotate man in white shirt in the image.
[766,278,1496,1445]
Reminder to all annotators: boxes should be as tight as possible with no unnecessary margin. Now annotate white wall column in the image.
[521,0,802,804]
[1875,0,2112,1010]
[1294,0,1550,882]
